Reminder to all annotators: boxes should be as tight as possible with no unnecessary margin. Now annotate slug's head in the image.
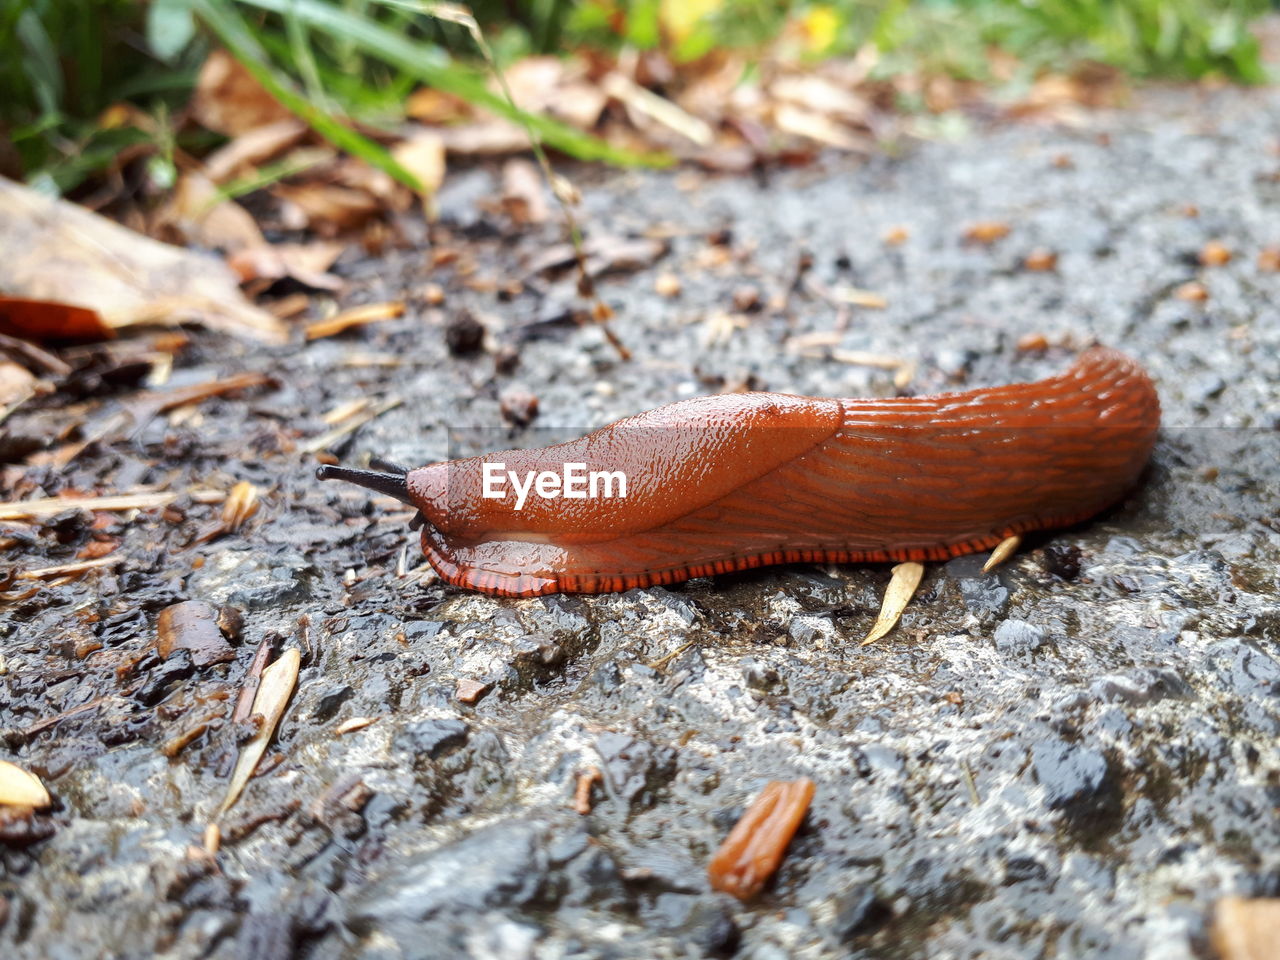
[315,458,477,536]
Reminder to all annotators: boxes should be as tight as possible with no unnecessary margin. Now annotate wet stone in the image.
[829,885,893,944]
[347,820,548,934]
[395,717,470,760]
[594,732,677,811]
[1032,740,1111,814]
[993,618,1046,655]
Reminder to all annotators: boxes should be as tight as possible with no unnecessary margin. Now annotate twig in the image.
[19,556,125,579]
[300,395,402,453]
[0,491,178,521]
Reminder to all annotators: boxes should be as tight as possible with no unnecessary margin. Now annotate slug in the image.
[318,346,1159,597]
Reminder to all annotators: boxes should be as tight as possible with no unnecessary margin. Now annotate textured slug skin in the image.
[405,346,1159,597]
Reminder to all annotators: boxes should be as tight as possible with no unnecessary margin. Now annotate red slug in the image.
[318,346,1159,597]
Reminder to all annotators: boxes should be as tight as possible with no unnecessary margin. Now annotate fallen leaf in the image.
[770,74,868,124]
[0,760,50,808]
[708,778,815,899]
[0,361,39,405]
[157,172,265,252]
[0,296,114,343]
[405,87,470,124]
[221,480,260,531]
[773,103,867,151]
[0,176,286,343]
[227,242,345,291]
[863,561,925,645]
[203,118,309,184]
[192,49,293,136]
[274,183,382,235]
[219,647,300,816]
[392,131,447,198]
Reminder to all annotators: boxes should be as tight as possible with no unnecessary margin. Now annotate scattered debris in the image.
[708,778,815,899]
[0,176,286,343]
[454,679,491,705]
[156,601,238,667]
[1198,240,1232,266]
[1023,249,1059,271]
[305,301,406,340]
[220,647,301,816]
[862,562,925,645]
[963,221,1011,245]
[574,767,603,815]
[335,716,378,736]
[983,535,1022,573]
[0,760,51,808]
[1174,281,1209,302]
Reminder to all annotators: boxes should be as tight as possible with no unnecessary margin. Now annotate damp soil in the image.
[2,84,1279,960]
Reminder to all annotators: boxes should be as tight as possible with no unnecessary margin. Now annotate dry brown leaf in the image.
[708,778,815,900]
[770,74,868,125]
[863,561,925,645]
[219,647,300,816]
[392,132,447,198]
[437,119,532,156]
[221,480,260,531]
[227,242,345,290]
[0,760,50,808]
[203,119,309,184]
[405,87,470,124]
[158,172,265,252]
[773,103,867,151]
[274,183,382,235]
[0,296,114,342]
[0,361,39,406]
[0,176,285,343]
[500,158,549,225]
[192,49,293,136]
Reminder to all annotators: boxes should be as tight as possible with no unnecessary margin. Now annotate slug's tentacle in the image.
[368,456,412,475]
[315,465,414,506]
[321,346,1160,597]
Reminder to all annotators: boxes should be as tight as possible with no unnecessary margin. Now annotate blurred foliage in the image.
[0,0,1273,193]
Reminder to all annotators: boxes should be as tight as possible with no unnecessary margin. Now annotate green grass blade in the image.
[232,0,671,167]
[192,0,427,193]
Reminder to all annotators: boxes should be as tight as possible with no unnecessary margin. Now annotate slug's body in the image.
[319,347,1159,597]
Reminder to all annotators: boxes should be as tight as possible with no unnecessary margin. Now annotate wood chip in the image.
[455,678,491,704]
[219,647,300,816]
[829,285,887,309]
[963,221,1011,245]
[708,778,815,899]
[1199,240,1232,267]
[305,301,405,340]
[1175,281,1209,302]
[862,561,925,645]
[0,759,51,808]
[220,481,260,532]
[573,767,603,815]
[1023,249,1059,271]
[335,716,377,736]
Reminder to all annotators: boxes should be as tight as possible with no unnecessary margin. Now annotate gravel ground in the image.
[2,84,1279,960]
